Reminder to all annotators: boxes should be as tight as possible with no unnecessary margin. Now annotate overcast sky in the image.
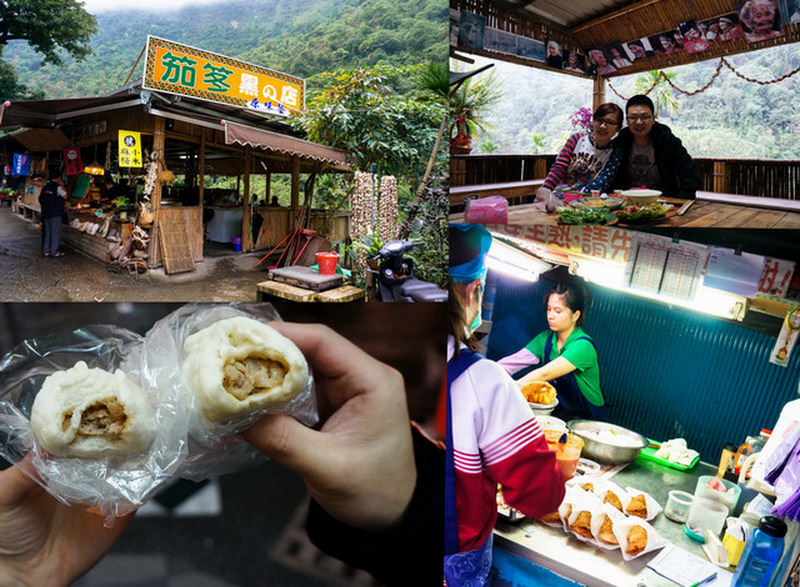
[81,0,228,13]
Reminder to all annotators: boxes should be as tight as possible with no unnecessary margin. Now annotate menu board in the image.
[625,233,707,300]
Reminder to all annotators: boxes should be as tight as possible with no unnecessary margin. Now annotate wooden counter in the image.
[451,195,800,229]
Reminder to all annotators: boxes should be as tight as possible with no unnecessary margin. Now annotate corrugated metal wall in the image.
[484,274,800,463]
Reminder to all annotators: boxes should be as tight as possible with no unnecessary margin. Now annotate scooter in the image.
[369,240,448,302]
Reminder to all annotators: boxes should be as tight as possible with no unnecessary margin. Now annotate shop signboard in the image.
[63,148,83,175]
[142,35,304,118]
[118,130,143,168]
[12,153,30,176]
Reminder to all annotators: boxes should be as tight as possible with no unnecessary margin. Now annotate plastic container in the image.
[316,251,339,275]
[231,236,242,252]
[664,490,694,523]
[544,431,583,479]
[685,496,729,541]
[733,429,771,476]
[731,515,786,586]
[546,432,583,480]
[695,475,741,513]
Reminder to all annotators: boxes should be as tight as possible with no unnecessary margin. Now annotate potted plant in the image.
[113,196,130,220]
[348,229,385,270]
[449,71,503,154]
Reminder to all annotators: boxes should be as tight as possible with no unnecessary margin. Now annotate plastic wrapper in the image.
[141,303,317,481]
[464,196,508,225]
[594,480,630,514]
[0,325,185,523]
[770,439,800,521]
[590,503,627,550]
[623,486,662,521]
[612,518,665,561]
[565,489,602,545]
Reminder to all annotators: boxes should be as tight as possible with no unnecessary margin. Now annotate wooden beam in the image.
[593,76,605,110]
[147,116,166,268]
[291,156,300,212]
[242,146,252,252]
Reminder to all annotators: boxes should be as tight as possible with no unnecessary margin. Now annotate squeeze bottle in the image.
[731,515,787,587]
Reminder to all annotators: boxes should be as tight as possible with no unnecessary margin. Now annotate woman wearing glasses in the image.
[535,103,624,211]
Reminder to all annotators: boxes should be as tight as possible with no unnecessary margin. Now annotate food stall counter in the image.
[494,459,731,586]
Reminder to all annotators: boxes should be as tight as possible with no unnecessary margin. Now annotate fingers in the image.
[0,465,40,506]
[268,322,370,381]
[243,414,333,481]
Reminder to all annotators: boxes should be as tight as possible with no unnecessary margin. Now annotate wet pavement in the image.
[0,206,270,302]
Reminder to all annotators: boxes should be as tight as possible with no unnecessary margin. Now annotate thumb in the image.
[243,414,332,479]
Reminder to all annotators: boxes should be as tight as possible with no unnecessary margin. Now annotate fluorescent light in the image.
[487,239,550,282]
[569,253,747,320]
[568,255,626,289]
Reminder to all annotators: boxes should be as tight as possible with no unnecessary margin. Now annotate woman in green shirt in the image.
[497,281,606,421]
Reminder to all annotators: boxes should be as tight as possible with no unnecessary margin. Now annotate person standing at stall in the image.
[446,224,565,586]
[498,280,606,422]
[38,175,67,258]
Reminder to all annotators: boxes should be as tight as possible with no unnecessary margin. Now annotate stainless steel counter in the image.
[494,458,733,586]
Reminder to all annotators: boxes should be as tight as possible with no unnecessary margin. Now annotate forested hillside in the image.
[4,0,447,98]
[470,43,800,160]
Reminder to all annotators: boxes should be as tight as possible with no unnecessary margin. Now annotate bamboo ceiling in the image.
[452,0,800,78]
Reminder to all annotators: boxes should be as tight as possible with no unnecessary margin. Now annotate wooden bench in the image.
[696,191,800,212]
[257,280,365,302]
[450,179,545,208]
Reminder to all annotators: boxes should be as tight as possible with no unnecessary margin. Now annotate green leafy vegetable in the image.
[556,206,616,225]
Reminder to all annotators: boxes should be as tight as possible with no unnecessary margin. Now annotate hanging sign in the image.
[142,35,304,117]
[770,307,800,367]
[63,147,83,176]
[118,130,143,168]
[12,153,30,176]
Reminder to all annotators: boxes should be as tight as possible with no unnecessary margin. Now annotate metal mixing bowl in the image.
[567,420,648,465]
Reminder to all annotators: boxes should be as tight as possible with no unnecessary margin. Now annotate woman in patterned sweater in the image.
[536,103,624,212]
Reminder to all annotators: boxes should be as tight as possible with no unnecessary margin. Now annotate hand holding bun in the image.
[520,380,556,404]
[182,316,310,423]
[30,361,155,459]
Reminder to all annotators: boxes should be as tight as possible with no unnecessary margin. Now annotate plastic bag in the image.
[0,303,319,522]
[141,303,317,481]
[0,325,186,522]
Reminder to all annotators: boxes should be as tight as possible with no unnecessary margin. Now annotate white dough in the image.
[182,317,309,422]
[30,361,156,458]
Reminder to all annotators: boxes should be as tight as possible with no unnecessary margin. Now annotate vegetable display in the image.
[615,202,672,222]
[557,206,616,225]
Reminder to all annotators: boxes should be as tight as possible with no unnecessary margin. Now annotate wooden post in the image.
[147,116,166,268]
[593,77,606,110]
[265,170,271,203]
[713,160,727,193]
[242,147,252,252]
[291,157,300,214]
[199,129,206,206]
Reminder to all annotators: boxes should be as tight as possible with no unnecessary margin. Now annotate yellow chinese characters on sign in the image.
[118,130,142,168]
[142,36,304,117]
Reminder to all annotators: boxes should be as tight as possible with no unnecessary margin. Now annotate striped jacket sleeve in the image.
[542,133,582,191]
[477,365,565,519]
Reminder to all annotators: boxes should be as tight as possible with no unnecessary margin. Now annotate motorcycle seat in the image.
[399,279,448,303]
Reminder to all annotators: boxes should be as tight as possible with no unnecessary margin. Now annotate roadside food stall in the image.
[0,36,352,274]
[449,0,800,225]
[471,223,800,585]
